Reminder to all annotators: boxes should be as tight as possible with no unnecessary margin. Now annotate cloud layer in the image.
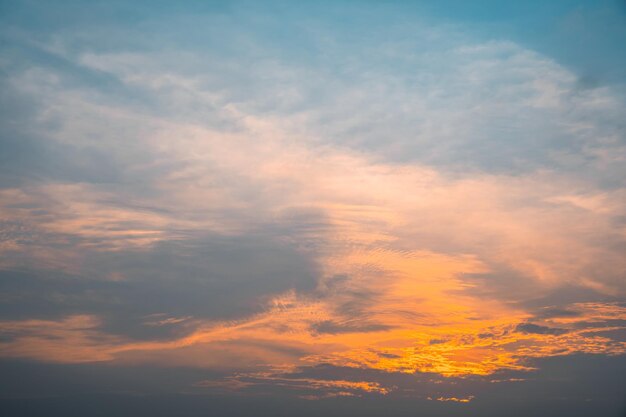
[0,1,625,414]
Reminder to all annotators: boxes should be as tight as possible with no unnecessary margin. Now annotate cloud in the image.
[5,353,624,417]
[310,320,393,335]
[0,229,319,340]
[0,1,625,413]
[515,323,568,335]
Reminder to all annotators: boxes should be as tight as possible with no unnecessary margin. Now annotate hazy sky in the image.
[1,1,626,416]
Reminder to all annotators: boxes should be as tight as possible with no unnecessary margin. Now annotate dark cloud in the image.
[522,284,619,310]
[1,354,624,417]
[515,323,568,335]
[0,232,319,341]
[532,307,583,319]
[572,319,626,330]
[587,328,626,342]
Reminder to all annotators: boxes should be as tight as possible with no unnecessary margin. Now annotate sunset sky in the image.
[1,1,626,416]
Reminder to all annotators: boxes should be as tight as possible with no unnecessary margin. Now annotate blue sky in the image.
[1,1,625,416]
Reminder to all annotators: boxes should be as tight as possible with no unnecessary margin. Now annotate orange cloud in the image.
[0,87,625,392]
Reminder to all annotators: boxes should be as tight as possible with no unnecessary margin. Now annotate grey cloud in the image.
[309,320,392,335]
[0,231,319,341]
[457,268,542,305]
[522,284,619,310]
[532,307,583,319]
[572,319,626,330]
[0,77,165,190]
[514,323,568,336]
[585,328,626,342]
[460,266,622,316]
[1,353,625,417]
[313,273,401,322]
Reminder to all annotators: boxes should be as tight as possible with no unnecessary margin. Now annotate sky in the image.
[1,1,625,416]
